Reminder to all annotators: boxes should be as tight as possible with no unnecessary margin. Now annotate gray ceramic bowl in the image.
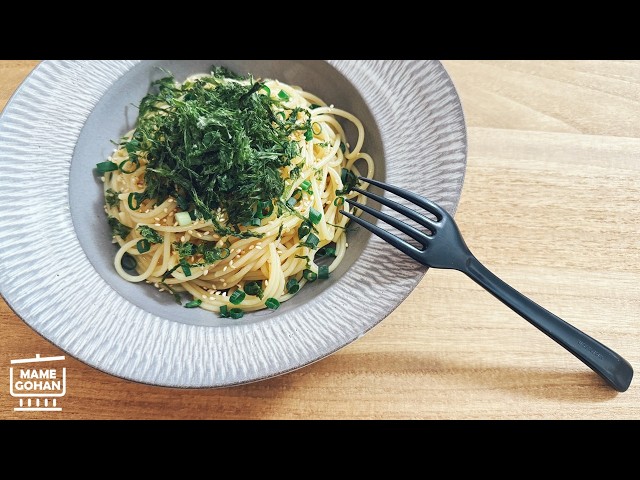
[0,60,466,387]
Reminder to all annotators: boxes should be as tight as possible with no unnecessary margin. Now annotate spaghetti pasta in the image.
[98,67,373,317]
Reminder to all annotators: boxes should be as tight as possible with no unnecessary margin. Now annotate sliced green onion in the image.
[309,207,322,225]
[317,246,336,258]
[289,166,300,180]
[128,192,143,210]
[121,253,137,271]
[298,222,311,238]
[292,189,303,201]
[261,84,271,96]
[286,197,297,208]
[256,200,274,218]
[300,180,312,192]
[265,298,280,310]
[118,158,140,174]
[244,281,264,299]
[318,265,330,279]
[340,142,347,154]
[312,122,322,135]
[305,128,314,142]
[309,104,322,110]
[219,305,229,318]
[175,211,192,226]
[180,259,192,277]
[246,217,261,227]
[334,197,345,207]
[229,289,246,305]
[302,233,319,249]
[286,278,300,294]
[278,90,290,101]
[303,269,317,282]
[276,111,286,122]
[229,308,244,319]
[184,299,202,309]
[136,239,151,253]
[96,161,118,174]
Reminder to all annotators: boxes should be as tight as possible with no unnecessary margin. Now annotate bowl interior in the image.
[69,60,384,327]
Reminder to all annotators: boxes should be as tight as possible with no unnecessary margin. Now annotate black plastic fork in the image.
[341,177,633,392]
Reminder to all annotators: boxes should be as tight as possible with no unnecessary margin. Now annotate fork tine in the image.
[340,210,426,264]
[359,177,446,221]
[352,187,439,232]
[346,198,430,245]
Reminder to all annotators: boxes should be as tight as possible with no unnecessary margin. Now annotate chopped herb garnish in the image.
[336,168,359,195]
[219,305,229,318]
[184,299,202,308]
[340,142,347,154]
[105,189,120,207]
[286,278,300,294]
[334,197,345,207]
[108,217,131,239]
[265,298,280,310]
[309,103,322,110]
[229,289,246,305]
[289,166,300,180]
[134,69,300,233]
[197,243,230,264]
[138,225,163,244]
[229,308,244,319]
[244,281,264,299]
[174,241,196,259]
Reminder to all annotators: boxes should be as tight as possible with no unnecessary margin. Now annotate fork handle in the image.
[461,255,633,392]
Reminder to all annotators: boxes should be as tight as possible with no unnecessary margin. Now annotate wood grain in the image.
[0,60,637,419]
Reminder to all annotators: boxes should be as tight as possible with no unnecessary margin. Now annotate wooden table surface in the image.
[1,60,638,420]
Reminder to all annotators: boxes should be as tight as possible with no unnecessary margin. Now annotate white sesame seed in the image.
[265,280,269,286]
[215,291,221,295]
[154,217,161,221]
[255,246,263,250]
[145,209,150,213]
[155,223,161,227]
[180,236,186,243]
[346,243,349,247]
[209,297,215,301]
[222,291,227,296]
[168,198,174,203]
[163,208,168,213]
[196,232,203,238]
[100,177,105,182]
[223,266,228,272]
[201,294,207,299]
[249,245,254,250]
[188,230,193,235]
[203,270,209,275]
